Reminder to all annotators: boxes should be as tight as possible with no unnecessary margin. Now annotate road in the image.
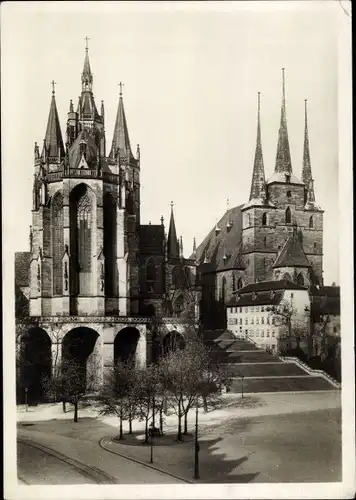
[17,425,184,484]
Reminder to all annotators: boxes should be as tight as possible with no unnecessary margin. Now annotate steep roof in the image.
[236,279,307,294]
[227,290,284,307]
[44,93,65,160]
[249,92,266,202]
[167,205,179,259]
[273,230,311,268]
[68,129,98,169]
[110,93,133,159]
[15,252,31,287]
[194,205,245,271]
[275,69,292,175]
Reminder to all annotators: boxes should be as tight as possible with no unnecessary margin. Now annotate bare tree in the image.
[135,363,162,443]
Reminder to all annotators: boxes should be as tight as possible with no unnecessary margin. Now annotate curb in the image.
[18,437,117,484]
[99,436,194,484]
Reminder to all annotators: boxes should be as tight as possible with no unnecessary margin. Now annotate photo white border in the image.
[2,1,354,499]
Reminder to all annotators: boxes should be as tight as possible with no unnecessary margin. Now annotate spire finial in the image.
[258,91,261,115]
[51,80,56,95]
[282,68,285,100]
[170,200,174,210]
[119,81,124,97]
[193,237,197,253]
[85,36,90,51]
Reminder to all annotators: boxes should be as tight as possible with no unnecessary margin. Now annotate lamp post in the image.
[194,397,200,479]
[150,430,154,464]
[25,387,28,412]
[240,375,244,398]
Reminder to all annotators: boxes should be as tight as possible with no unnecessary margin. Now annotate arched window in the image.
[264,236,267,248]
[285,207,291,224]
[237,277,244,290]
[146,258,156,292]
[309,216,314,229]
[297,273,304,285]
[173,296,184,317]
[313,242,317,252]
[52,192,64,295]
[283,272,292,281]
[221,276,227,303]
[232,273,236,291]
[104,193,117,297]
[246,214,251,227]
[262,213,267,226]
[70,184,93,296]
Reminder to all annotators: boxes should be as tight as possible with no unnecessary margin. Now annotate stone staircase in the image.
[203,330,339,393]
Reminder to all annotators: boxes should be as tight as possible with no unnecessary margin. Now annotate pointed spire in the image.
[301,99,316,204]
[82,37,93,91]
[69,99,74,113]
[44,85,65,161]
[275,68,292,174]
[179,236,184,258]
[110,83,133,160]
[193,237,197,254]
[167,201,179,258]
[249,92,266,200]
[101,100,105,120]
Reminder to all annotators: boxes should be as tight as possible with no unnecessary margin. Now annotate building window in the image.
[256,306,260,312]
[104,192,117,297]
[256,318,259,324]
[146,258,157,292]
[285,174,291,183]
[267,317,270,324]
[232,273,236,291]
[261,306,264,312]
[309,216,314,229]
[250,331,254,337]
[239,318,242,325]
[245,318,248,325]
[264,236,267,248]
[314,242,317,252]
[245,307,248,313]
[251,318,254,325]
[251,306,254,313]
[240,307,242,313]
[287,190,291,197]
[333,326,337,333]
[291,293,294,299]
[297,273,304,286]
[261,331,264,337]
[261,317,264,324]
[285,207,292,224]
[267,330,270,337]
[262,212,267,226]
[52,192,64,295]
[272,318,275,325]
[272,331,275,337]
[256,332,260,337]
[245,329,248,335]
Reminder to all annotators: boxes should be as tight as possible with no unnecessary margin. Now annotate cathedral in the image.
[15,44,200,402]
[195,70,324,330]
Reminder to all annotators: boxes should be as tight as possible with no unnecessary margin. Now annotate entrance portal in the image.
[114,327,140,364]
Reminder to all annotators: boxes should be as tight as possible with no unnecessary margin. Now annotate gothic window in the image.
[309,216,314,229]
[221,276,227,303]
[70,184,93,296]
[264,237,267,248]
[262,213,267,226]
[313,242,317,252]
[232,273,236,291]
[246,214,251,227]
[285,207,292,224]
[283,272,292,281]
[146,258,157,292]
[287,190,292,198]
[104,193,117,297]
[52,192,64,295]
[237,277,243,290]
[297,273,304,285]
[173,295,184,317]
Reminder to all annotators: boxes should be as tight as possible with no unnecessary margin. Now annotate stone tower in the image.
[241,70,324,286]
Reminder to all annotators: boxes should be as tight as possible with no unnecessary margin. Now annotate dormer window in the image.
[287,190,291,198]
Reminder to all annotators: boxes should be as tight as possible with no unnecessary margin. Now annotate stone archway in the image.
[162,330,186,355]
[114,327,140,364]
[19,327,51,404]
[62,327,100,392]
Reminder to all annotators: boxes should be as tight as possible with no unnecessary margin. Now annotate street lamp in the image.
[25,387,28,412]
[194,397,200,479]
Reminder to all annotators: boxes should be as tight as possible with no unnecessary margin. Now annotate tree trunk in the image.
[145,417,149,444]
[159,405,164,434]
[203,395,208,413]
[184,410,188,434]
[129,409,133,434]
[119,411,123,440]
[152,397,156,428]
[177,414,182,441]
[62,400,66,413]
[74,401,78,422]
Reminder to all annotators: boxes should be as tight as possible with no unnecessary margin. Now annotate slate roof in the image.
[274,69,292,175]
[273,231,311,268]
[167,207,179,258]
[194,205,245,272]
[15,252,31,287]
[236,279,307,294]
[44,94,65,160]
[110,95,134,159]
[227,290,284,307]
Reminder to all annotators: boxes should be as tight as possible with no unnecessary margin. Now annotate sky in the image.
[2,1,340,284]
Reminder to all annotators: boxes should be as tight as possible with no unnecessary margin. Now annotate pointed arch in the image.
[285,207,291,224]
[297,273,305,286]
[237,277,244,290]
[262,212,268,226]
[69,184,94,296]
[263,236,267,248]
[282,272,292,281]
[221,276,227,303]
[52,191,64,295]
[103,192,117,297]
[309,215,314,229]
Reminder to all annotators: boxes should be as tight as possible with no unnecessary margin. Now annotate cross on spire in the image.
[85,36,90,51]
[119,81,124,97]
[51,80,56,95]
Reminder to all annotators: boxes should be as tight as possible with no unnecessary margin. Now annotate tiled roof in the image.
[194,205,245,271]
[273,231,311,268]
[237,279,307,294]
[15,252,31,287]
[227,290,284,307]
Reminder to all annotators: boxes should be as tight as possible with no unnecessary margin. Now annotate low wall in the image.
[283,356,341,389]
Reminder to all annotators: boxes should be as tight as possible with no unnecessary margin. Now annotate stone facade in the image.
[15,46,200,401]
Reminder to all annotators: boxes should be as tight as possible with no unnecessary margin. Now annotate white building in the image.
[226,280,310,353]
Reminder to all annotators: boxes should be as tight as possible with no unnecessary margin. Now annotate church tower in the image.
[29,42,141,318]
[242,70,324,286]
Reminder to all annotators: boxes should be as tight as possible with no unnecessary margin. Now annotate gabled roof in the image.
[194,205,245,272]
[44,94,65,160]
[15,252,31,287]
[68,129,98,169]
[311,286,340,317]
[273,230,311,268]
